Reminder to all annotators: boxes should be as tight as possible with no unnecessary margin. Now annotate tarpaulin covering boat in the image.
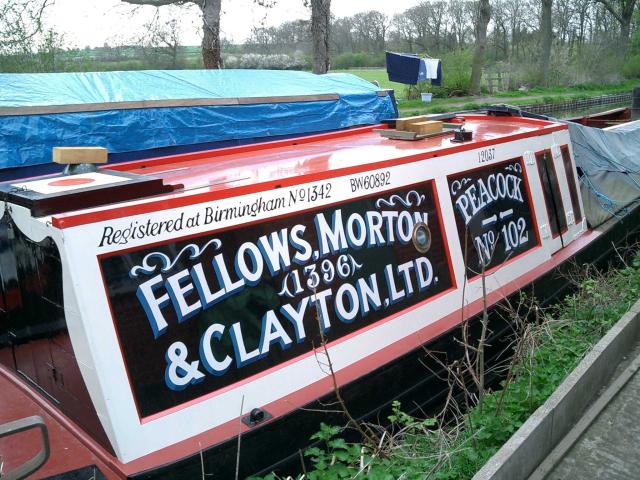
[0,70,396,176]
[567,120,640,226]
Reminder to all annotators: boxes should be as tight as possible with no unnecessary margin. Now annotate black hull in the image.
[129,203,640,479]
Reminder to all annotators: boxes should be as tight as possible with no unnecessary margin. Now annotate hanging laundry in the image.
[424,58,442,86]
[386,52,443,86]
[385,52,421,85]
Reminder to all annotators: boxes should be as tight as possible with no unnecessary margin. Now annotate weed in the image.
[256,250,640,480]
[429,106,449,114]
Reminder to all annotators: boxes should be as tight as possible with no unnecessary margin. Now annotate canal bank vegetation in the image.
[397,79,638,116]
[253,248,640,480]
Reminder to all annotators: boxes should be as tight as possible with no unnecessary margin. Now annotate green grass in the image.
[330,67,406,93]
[491,79,638,98]
[395,89,633,116]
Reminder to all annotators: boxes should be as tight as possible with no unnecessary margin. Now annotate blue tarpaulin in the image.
[0,70,396,172]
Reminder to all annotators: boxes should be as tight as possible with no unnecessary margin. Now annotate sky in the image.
[44,0,422,48]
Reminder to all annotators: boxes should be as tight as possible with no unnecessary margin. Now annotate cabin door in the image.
[534,149,568,253]
[555,144,585,241]
[0,219,63,403]
[533,147,583,254]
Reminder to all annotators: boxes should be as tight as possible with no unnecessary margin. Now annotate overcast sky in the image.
[44,0,422,48]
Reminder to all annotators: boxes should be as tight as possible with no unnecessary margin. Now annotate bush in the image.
[331,52,385,69]
[441,49,473,93]
[622,54,640,78]
[223,52,309,70]
[428,105,449,114]
[403,49,473,100]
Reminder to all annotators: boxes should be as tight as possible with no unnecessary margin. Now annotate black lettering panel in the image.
[99,181,454,417]
[448,158,539,278]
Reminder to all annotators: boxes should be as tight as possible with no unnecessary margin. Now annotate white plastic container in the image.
[421,92,433,103]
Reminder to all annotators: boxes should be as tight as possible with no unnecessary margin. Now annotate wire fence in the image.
[519,93,632,115]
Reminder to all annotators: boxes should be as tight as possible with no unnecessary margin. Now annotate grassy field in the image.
[331,68,406,92]
[334,68,636,116]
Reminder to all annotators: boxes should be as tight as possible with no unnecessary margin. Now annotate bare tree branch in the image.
[593,0,624,25]
[122,0,193,6]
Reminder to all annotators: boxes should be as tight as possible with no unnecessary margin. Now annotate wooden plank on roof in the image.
[0,93,341,117]
[53,147,108,164]
[395,115,428,130]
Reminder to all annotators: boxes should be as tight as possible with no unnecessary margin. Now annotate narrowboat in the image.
[1,71,640,479]
[566,106,631,128]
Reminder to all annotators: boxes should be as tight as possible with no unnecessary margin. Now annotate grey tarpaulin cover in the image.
[567,120,640,227]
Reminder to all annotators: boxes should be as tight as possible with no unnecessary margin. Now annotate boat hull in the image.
[1,116,610,478]
[131,199,640,479]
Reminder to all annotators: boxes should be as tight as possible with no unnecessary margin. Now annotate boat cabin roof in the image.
[2,114,566,228]
[107,116,561,191]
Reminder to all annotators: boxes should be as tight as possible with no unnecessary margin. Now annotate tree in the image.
[36,28,64,71]
[594,0,638,55]
[491,0,510,59]
[331,17,354,54]
[404,2,437,51]
[390,13,417,52]
[246,19,311,55]
[470,0,491,94]
[351,11,388,53]
[0,0,57,72]
[0,0,53,56]
[448,0,474,49]
[249,0,331,72]
[573,0,594,55]
[247,26,277,54]
[553,0,572,46]
[140,10,183,68]
[276,19,311,53]
[427,1,447,52]
[309,0,331,73]
[123,0,331,72]
[539,0,553,86]
[122,0,222,68]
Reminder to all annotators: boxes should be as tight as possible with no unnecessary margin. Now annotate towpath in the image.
[532,341,640,480]
[398,94,543,114]
[398,91,631,116]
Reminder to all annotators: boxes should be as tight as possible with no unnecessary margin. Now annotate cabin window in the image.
[560,145,583,224]
[448,157,539,278]
[535,150,567,238]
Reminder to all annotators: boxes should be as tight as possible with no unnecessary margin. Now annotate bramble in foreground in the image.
[255,252,640,480]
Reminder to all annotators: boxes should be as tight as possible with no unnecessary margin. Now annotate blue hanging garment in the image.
[417,59,428,82]
[386,52,442,86]
[385,52,421,85]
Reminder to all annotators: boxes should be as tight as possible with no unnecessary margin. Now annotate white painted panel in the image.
[8,130,563,462]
